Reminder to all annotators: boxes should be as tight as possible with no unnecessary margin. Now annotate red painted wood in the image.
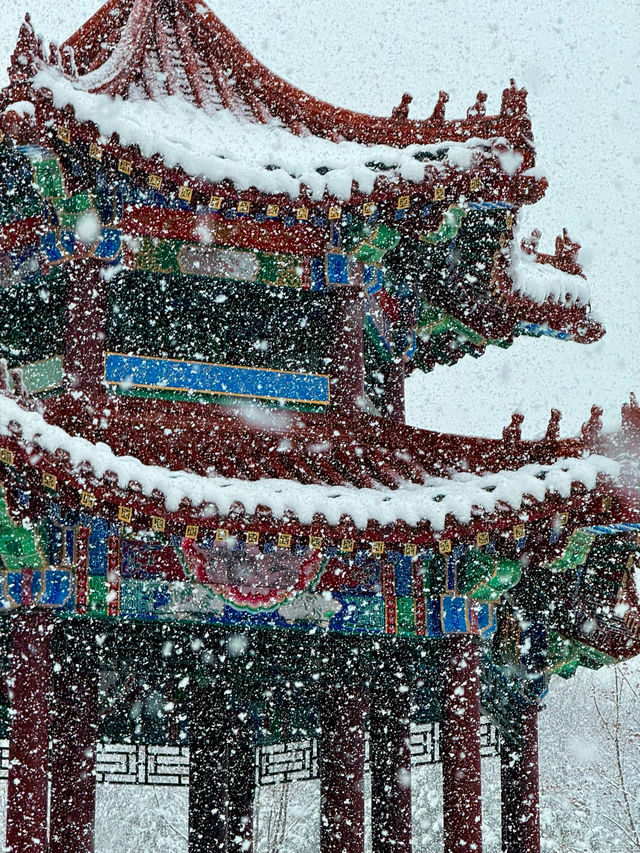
[319,683,367,853]
[50,648,98,853]
[227,709,255,853]
[64,258,107,395]
[370,684,413,853]
[5,612,52,853]
[441,637,483,853]
[381,358,406,423]
[500,706,540,853]
[189,683,229,853]
[120,207,326,257]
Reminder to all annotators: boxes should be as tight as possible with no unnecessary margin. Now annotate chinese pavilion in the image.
[0,1,639,852]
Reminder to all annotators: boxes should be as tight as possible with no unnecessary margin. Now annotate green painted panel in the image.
[32,158,65,198]
[19,356,64,394]
[89,576,108,616]
[397,596,415,636]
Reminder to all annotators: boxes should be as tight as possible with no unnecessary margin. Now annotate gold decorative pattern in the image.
[309,535,323,549]
[0,449,14,466]
[328,205,342,220]
[80,491,96,509]
[277,533,292,548]
[340,538,355,553]
[397,195,410,210]
[513,523,526,540]
[148,174,163,190]
[434,185,446,201]
[185,524,199,540]
[237,200,251,214]
[57,126,71,143]
[118,505,132,523]
[438,539,452,555]
[152,516,166,533]
[296,207,309,221]
[266,204,280,217]
[371,541,385,556]
[118,159,132,175]
[246,531,260,545]
[178,185,193,202]
[42,472,57,490]
[476,531,490,547]
[209,195,223,209]
[404,543,418,557]
[89,143,103,161]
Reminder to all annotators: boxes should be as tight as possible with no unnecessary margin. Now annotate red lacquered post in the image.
[441,636,483,853]
[319,683,367,853]
[5,612,53,853]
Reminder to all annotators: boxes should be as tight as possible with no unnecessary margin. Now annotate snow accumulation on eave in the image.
[0,395,620,531]
[33,65,495,201]
[509,244,591,307]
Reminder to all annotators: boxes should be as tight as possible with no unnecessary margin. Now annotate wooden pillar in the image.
[5,612,52,853]
[319,683,367,853]
[370,683,413,853]
[500,705,540,853]
[381,358,406,424]
[330,288,365,415]
[65,257,107,395]
[189,682,229,853]
[441,637,483,853]
[227,708,256,853]
[49,638,99,853]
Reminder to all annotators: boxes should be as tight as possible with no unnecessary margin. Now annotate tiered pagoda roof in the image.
[1,0,601,350]
[0,0,637,665]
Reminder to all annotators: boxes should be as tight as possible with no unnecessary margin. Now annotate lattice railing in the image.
[0,720,499,788]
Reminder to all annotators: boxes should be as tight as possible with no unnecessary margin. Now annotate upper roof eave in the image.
[53,0,536,154]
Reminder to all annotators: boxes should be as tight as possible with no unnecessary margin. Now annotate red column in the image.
[227,709,255,853]
[381,358,406,423]
[49,646,99,853]
[500,705,540,853]
[441,637,483,853]
[189,682,229,853]
[330,288,365,415]
[5,612,52,853]
[65,257,107,395]
[370,683,413,853]
[319,683,367,853]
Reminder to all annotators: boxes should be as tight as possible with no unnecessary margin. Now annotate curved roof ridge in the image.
[56,0,535,150]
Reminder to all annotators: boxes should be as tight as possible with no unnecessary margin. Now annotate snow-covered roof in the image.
[33,66,493,201]
[0,393,620,531]
[5,0,536,200]
[510,243,591,307]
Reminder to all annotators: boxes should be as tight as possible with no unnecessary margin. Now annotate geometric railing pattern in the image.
[0,721,499,787]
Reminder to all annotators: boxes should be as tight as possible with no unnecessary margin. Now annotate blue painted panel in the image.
[89,518,108,576]
[40,569,72,607]
[391,554,413,597]
[441,595,467,633]
[325,252,349,284]
[105,354,330,405]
